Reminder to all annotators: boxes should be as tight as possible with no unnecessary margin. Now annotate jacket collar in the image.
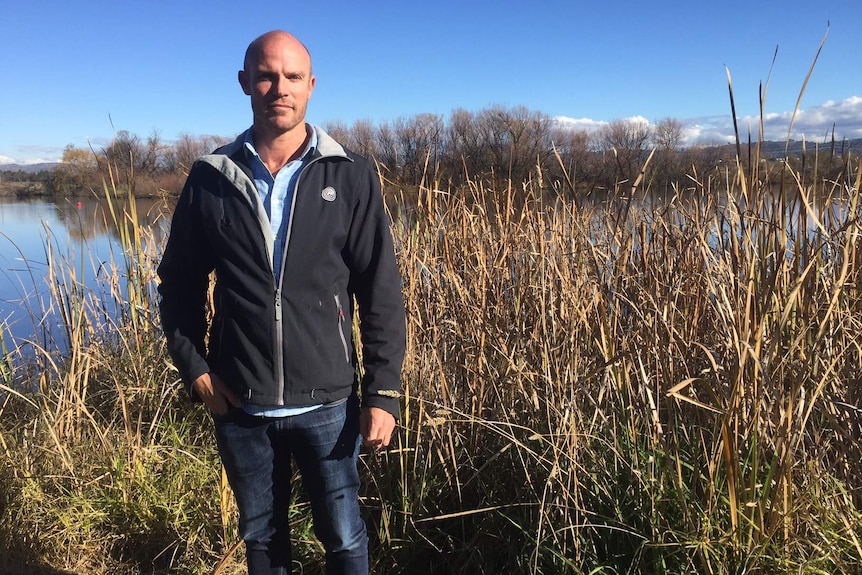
[217,124,349,161]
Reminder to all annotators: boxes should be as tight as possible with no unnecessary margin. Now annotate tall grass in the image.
[373,148,862,573]
[1,137,861,574]
[0,178,230,574]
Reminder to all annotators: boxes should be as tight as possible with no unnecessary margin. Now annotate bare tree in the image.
[597,118,652,186]
[472,105,553,185]
[349,118,378,160]
[549,125,592,191]
[375,121,398,179]
[651,117,685,188]
[141,130,168,174]
[169,134,229,173]
[102,130,142,181]
[323,119,378,159]
[442,108,484,185]
[502,105,552,183]
[393,114,443,186]
[322,120,350,147]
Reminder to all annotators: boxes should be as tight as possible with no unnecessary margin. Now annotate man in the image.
[157,30,406,575]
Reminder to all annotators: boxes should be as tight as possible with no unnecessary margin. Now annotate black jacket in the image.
[157,127,405,418]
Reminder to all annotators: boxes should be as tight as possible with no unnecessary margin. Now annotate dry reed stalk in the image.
[388,136,862,572]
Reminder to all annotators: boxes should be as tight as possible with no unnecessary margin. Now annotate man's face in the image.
[239,34,315,139]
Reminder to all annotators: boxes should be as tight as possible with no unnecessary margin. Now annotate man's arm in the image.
[157,169,216,399]
[345,159,407,422]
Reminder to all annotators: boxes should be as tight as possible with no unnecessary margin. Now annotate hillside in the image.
[759,138,862,159]
[0,162,61,173]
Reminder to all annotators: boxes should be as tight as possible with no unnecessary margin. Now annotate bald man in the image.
[158,30,406,575]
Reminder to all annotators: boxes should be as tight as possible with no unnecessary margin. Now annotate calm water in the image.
[0,187,852,360]
[0,195,171,352]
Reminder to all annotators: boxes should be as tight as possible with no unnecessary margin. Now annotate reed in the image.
[0,178,232,574]
[0,137,860,574]
[368,147,862,573]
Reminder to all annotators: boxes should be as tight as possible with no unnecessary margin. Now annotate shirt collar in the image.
[242,125,318,165]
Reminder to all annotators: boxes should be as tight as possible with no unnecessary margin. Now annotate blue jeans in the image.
[213,396,368,575]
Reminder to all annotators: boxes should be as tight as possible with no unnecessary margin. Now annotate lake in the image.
[0,195,171,356]
[0,186,849,365]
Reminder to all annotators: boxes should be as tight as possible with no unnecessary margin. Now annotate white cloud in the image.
[554,116,608,133]
[554,96,862,147]
[714,96,862,143]
[622,115,651,126]
[680,116,739,145]
[0,144,66,166]
[554,114,652,135]
[681,123,735,146]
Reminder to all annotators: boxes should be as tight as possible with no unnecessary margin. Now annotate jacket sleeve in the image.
[157,166,215,399]
[345,159,406,419]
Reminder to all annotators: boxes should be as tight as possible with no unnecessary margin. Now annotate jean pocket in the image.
[326,396,349,408]
[211,406,244,424]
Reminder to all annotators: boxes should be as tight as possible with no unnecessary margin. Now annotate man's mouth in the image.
[270,106,294,117]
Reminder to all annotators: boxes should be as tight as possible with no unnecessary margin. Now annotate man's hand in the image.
[192,372,241,416]
[360,407,396,449]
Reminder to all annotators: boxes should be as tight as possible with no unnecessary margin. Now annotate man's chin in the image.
[260,117,303,135]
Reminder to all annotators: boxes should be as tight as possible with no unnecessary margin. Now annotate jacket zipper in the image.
[272,155,328,405]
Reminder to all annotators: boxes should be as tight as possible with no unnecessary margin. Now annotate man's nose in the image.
[272,76,289,96]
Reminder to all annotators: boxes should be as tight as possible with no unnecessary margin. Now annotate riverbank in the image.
[0,180,49,196]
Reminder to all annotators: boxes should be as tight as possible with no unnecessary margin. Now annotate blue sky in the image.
[1,0,860,164]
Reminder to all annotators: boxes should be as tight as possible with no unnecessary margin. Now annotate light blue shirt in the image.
[241,125,322,418]
[242,126,318,277]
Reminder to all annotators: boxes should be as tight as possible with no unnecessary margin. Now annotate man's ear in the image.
[238,70,251,95]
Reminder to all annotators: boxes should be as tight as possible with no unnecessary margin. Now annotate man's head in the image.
[238,31,315,142]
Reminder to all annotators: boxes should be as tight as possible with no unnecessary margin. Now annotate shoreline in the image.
[0,181,50,197]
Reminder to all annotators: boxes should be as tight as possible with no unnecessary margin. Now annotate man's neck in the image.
[252,123,311,175]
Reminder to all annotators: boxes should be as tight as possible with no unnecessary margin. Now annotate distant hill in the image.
[0,162,61,173]
[758,138,862,159]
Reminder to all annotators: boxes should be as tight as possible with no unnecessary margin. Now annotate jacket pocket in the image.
[334,293,351,363]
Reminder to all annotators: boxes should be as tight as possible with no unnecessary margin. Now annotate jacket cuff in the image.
[361,392,401,421]
[182,365,210,403]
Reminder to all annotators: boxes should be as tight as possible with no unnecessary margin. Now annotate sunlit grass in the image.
[0,135,861,574]
[372,148,862,573]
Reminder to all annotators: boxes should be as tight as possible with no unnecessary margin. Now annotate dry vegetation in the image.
[0,144,860,573]
[381,151,862,573]
[2,52,862,570]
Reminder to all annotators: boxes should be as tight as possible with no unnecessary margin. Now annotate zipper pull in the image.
[274,292,282,321]
[335,294,344,320]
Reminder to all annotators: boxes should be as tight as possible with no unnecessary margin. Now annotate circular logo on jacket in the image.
[321,187,337,202]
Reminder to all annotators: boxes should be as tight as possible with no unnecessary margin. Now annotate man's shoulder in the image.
[187,132,248,174]
[341,148,374,170]
[209,134,247,162]
[184,148,254,195]
[313,125,361,163]
[189,154,237,180]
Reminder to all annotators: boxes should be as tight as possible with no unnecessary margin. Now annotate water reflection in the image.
[2,183,856,367]
[0,195,172,353]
